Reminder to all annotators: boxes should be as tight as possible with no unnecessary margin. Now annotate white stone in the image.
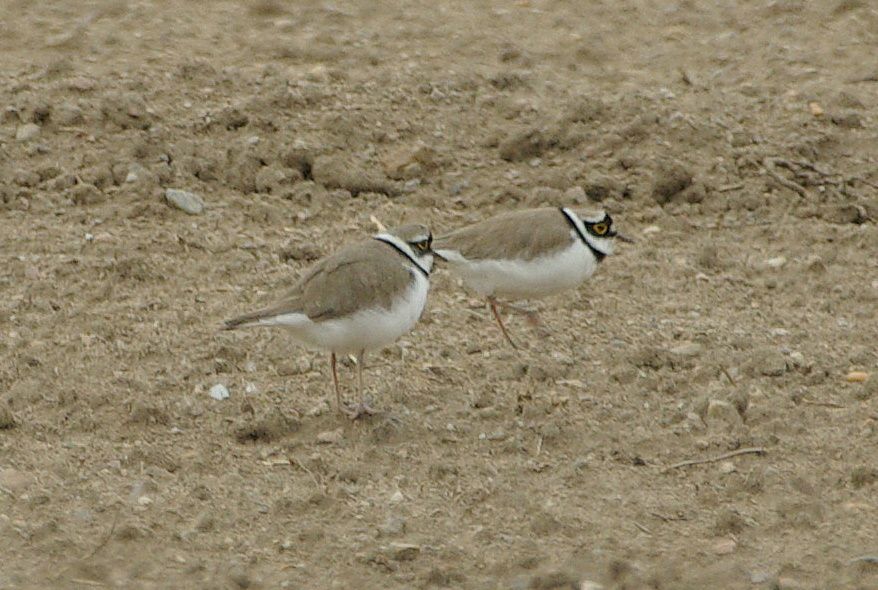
[165,188,204,215]
[765,256,787,269]
[208,384,230,401]
[670,342,702,357]
[15,123,40,141]
[316,428,343,444]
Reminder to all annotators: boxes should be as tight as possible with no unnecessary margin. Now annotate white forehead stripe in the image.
[579,210,607,223]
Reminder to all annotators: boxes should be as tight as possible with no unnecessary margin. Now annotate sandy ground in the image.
[1,0,877,588]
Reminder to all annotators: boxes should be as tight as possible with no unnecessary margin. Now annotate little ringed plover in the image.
[224,224,434,418]
[432,207,630,348]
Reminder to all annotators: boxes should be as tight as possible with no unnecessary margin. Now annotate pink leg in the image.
[330,352,344,415]
[488,296,518,349]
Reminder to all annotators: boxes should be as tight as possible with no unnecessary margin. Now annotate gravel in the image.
[15,123,41,142]
[165,188,205,215]
[208,384,230,401]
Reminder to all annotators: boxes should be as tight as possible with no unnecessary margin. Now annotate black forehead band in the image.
[408,232,432,244]
[586,213,612,227]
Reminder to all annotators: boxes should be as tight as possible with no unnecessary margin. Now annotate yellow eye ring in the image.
[592,223,608,236]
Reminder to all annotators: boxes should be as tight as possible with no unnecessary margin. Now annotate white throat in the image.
[373,233,434,276]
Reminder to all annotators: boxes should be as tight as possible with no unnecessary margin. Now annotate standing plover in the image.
[225,224,434,418]
[433,207,630,348]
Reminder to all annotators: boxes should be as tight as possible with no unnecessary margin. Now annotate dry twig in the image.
[290,456,324,492]
[721,367,737,386]
[664,447,767,472]
[802,399,845,409]
[82,510,120,559]
[763,157,807,197]
[650,511,687,522]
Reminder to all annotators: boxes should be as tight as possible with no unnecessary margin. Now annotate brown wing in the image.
[433,208,574,262]
[300,240,413,321]
[224,239,412,328]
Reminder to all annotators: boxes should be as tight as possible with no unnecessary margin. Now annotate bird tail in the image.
[222,311,268,330]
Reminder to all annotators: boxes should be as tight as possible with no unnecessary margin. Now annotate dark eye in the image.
[592,223,609,236]
[415,240,429,252]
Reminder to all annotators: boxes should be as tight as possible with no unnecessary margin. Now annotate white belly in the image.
[437,241,597,300]
[263,272,429,354]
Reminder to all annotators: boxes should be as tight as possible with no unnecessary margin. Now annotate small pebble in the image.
[15,123,40,142]
[669,342,702,357]
[764,256,787,269]
[389,542,420,561]
[165,188,204,215]
[316,428,343,444]
[750,347,788,377]
[718,461,737,474]
[208,384,230,401]
[846,371,869,383]
[307,400,330,417]
[277,358,311,376]
[712,538,737,555]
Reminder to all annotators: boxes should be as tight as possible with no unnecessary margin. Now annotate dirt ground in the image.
[1,0,877,588]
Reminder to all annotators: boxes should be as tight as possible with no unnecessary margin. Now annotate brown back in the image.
[225,239,415,327]
[433,208,574,262]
